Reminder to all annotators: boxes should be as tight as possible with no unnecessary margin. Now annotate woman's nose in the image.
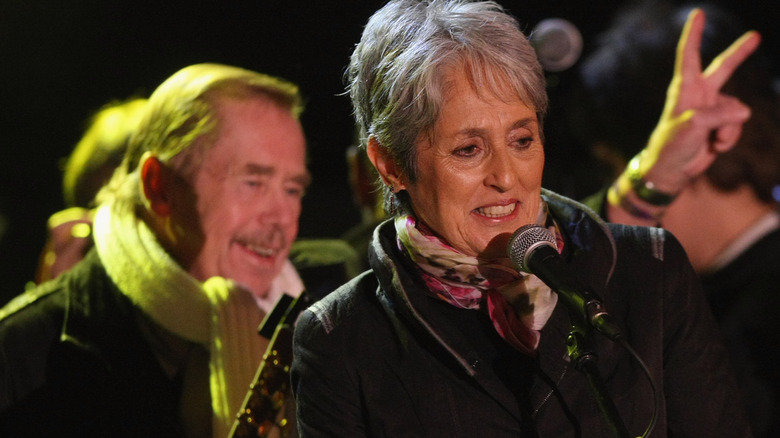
[485,149,515,192]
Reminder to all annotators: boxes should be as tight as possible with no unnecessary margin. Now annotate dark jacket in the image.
[0,250,190,437]
[698,226,780,438]
[585,188,780,437]
[0,243,355,437]
[291,191,751,437]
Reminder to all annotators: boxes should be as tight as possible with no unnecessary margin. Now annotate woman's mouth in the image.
[475,202,517,218]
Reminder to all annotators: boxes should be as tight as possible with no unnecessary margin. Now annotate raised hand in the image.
[638,8,761,193]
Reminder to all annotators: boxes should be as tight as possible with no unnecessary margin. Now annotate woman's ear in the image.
[366,136,406,191]
[140,153,172,217]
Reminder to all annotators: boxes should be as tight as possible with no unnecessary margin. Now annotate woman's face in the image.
[400,68,545,259]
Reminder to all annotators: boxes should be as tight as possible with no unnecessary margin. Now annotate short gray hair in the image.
[97,63,302,214]
[347,0,548,214]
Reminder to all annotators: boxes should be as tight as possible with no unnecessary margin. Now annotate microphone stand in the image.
[566,310,630,438]
[508,225,640,437]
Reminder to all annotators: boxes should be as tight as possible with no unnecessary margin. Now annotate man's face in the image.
[172,96,309,298]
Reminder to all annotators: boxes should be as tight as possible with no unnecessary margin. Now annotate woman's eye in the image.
[454,144,479,156]
[514,136,534,149]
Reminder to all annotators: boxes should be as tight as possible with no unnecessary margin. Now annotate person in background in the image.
[575,2,780,436]
[340,144,386,271]
[33,96,358,306]
[0,63,310,437]
[290,0,757,436]
[34,98,147,284]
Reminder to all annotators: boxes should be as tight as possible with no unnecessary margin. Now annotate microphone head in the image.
[507,224,557,273]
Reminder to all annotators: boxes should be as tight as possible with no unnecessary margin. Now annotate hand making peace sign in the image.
[636,8,761,194]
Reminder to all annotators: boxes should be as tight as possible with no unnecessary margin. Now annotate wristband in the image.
[626,155,678,206]
[607,184,664,223]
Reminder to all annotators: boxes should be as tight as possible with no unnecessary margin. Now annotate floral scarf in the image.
[395,202,562,355]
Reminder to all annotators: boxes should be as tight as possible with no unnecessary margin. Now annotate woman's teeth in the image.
[476,203,516,218]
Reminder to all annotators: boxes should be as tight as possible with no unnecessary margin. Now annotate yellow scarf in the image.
[93,202,303,437]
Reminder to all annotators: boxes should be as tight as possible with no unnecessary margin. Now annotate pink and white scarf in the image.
[395,203,562,355]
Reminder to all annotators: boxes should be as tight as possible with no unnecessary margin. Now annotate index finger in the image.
[703,30,762,90]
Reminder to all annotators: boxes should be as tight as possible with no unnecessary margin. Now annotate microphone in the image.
[530,18,583,72]
[508,224,623,341]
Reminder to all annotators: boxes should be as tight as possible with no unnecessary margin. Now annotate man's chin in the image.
[223,256,283,295]
[226,276,270,299]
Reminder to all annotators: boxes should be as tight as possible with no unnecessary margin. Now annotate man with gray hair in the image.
[0,63,311,437]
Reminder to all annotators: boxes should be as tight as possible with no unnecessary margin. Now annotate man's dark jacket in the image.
[0,244,352,437]
[0,250,189,436]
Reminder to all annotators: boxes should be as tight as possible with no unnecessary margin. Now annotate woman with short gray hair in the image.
[292,1,755,436]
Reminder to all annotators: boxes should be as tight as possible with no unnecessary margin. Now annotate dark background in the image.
[1,0,777,305]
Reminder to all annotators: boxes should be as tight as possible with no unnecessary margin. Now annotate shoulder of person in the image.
[605,223,687,260]
[0,280,66,327]
[604,223,698,302]
[0,250,105,335]
[0,282,68,386]
[296,271,379,338]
